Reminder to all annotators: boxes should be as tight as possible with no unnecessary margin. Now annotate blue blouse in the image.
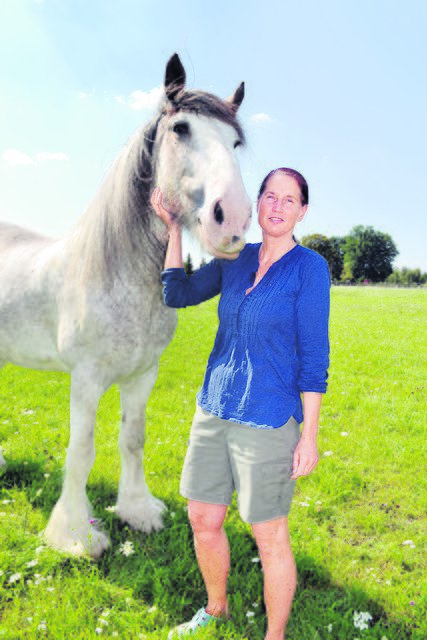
[161,243,330,428]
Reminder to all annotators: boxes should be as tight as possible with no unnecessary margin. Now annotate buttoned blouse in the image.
[161,243,330,428]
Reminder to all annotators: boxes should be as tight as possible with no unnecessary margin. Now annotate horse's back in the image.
[0,221,54,247]
[0,222,66,370]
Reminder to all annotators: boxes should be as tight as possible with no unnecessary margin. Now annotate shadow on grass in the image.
[0,464,420,639]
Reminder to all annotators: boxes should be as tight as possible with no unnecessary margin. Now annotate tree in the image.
[329,236,346,281]
[387,267,427,285]
[184,253,194,276]
[301,234,344,281]
[343,225,398,282]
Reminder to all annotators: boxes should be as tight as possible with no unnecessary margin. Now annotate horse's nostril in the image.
[214,202,224,225]
[232,235,240,244]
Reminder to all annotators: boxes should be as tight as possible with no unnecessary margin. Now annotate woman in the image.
[151,168,330,640]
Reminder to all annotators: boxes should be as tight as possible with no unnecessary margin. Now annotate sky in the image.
[1,0,426,271]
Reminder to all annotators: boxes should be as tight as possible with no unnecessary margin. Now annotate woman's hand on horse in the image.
[290,436,319,479]
[151,187,177,229]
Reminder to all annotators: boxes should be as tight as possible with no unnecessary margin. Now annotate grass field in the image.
[0,287,426,639]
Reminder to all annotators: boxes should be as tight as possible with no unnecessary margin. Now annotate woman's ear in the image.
[297,205,309,222]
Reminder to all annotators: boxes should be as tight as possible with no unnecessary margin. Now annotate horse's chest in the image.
[92,289,176,367]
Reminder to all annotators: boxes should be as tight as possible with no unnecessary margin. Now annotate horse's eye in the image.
[234,140,242,149]
[173,122,190,136]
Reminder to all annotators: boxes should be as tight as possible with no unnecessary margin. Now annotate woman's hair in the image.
[257,168,309,206]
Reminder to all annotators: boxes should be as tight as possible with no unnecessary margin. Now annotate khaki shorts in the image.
[180,405,301,524]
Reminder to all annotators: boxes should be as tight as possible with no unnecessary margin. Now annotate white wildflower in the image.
[44,473,50,478]
[402,540,416,548]
[105,506,117,512]
[95,628,103,635]
[148,606,157,613]
[324,451,333,457]
[246,611,255,618]
[46,587,55,592]
[101,610,110,617]
[9,573,21,583]
[251,602,259,608]
[0,512,6,517]
[251,557,260,563]
[327,623,333,632]
[119,540,135,556]
[35,546,45,555]
[2,499,12,504]
[98,618,109,626]
[0,570,3,576]
[26,559,38,568]
[27,617,33,622]
[353,611,373,630]
[340,432,349,436]
[36,488,43,497]
[299,502,310,507]
[38,622,47,631]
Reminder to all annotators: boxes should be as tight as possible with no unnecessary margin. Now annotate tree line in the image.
[183,225,426,285]
[301,225,427,284]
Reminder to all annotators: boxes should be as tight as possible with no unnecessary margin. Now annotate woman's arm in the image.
[151,187,222,308]
[151,187,183,268]
[291,255,330,479]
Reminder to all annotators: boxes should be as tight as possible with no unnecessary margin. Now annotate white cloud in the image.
[3,149,69,167]
[250,112,273,123]
[3,149,34,166]
[116,85,163,111]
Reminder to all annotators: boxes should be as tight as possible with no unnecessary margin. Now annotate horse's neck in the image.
[67,139,167,287]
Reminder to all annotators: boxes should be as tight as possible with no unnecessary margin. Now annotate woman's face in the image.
[257,173,308,239]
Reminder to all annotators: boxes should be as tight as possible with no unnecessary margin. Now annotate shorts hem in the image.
[242,508,292,525]
[180,489,232,507]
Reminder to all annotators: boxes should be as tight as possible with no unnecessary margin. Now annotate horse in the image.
[0,54,251,558]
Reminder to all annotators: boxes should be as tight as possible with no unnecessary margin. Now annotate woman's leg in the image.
[188,500,229,617]
[252,517,296,640]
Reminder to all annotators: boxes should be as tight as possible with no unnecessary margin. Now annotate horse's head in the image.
[153,54,251,260]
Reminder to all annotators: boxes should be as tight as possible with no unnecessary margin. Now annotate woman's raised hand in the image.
[150,187,177,229]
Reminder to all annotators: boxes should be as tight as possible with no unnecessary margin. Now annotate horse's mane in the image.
[68,89,245,286]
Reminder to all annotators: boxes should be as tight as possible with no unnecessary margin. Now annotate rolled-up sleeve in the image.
[295,257,330,393]
[161,259,222,308]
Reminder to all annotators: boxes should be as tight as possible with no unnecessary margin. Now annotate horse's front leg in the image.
[116,365,165,532]
[45,371,109,557]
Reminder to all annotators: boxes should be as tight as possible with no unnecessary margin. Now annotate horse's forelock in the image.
[165,90,246,143]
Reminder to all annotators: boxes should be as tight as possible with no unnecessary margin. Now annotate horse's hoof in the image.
[116,495,166,533]
[44,500,110,558]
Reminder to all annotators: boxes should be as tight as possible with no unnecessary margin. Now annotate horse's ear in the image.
[165,53,186,102]
[225,82,245,113]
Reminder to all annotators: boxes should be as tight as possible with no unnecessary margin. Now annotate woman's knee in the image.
[252,517,291,558]
[188,500,227,536]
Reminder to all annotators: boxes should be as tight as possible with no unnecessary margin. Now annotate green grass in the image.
[0,287,426,639]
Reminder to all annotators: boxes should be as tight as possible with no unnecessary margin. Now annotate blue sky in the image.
[1,0,426,270]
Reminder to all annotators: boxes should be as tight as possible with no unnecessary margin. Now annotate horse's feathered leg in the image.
[116,366,165,532]
[45,371,109,557]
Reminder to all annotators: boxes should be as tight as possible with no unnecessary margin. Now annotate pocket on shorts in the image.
[260,458,294,497]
